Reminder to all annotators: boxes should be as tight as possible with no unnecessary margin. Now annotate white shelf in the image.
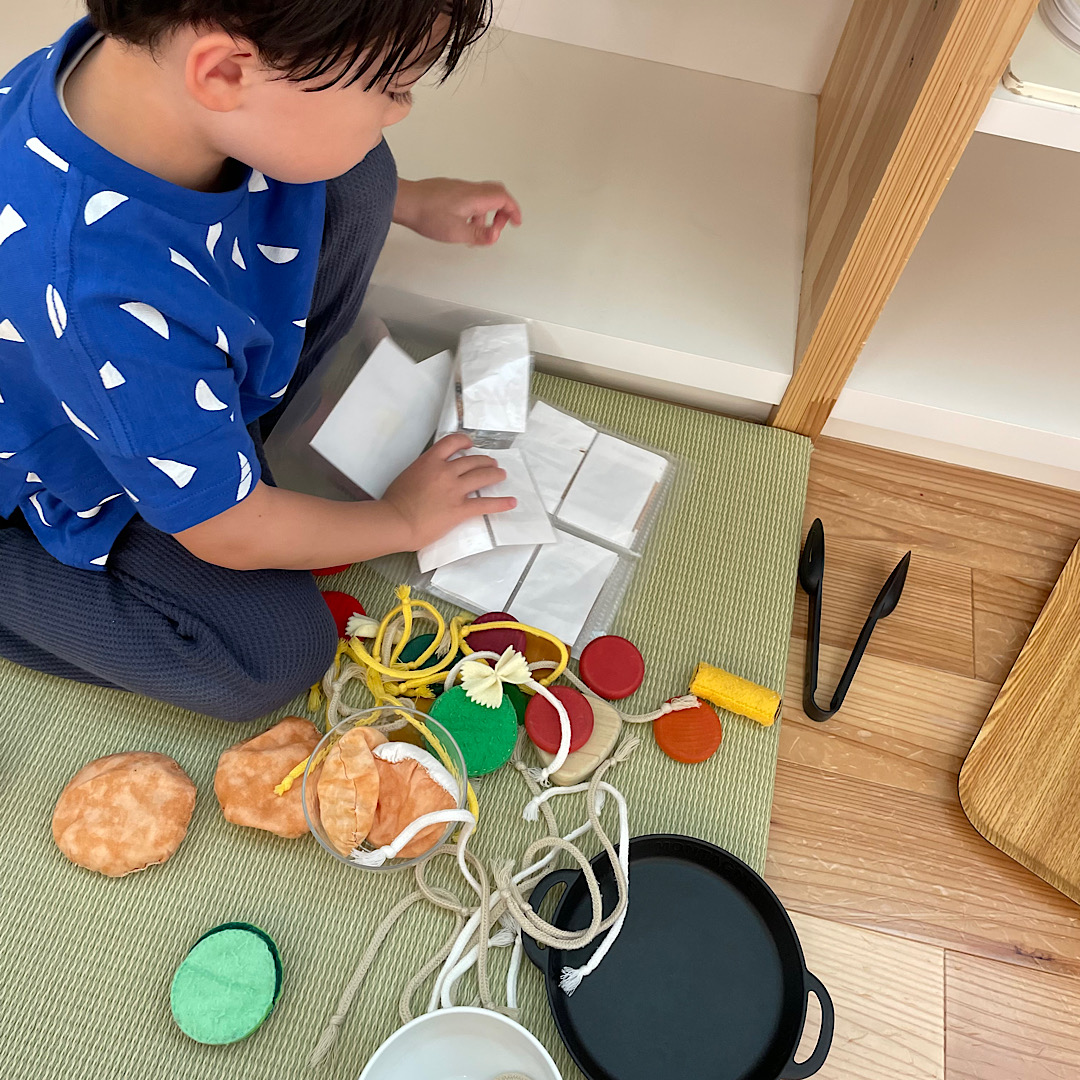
[371,32,815,413]
[977,85,1080,154]
[832,131,1080,489]
[493,0,853,96]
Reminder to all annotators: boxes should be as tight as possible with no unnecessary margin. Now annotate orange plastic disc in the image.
[653,701,723,764]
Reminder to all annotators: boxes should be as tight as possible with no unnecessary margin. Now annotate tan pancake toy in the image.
[52,752,196,877]
[214,718,321,839]
[366,742,460,858]
[316,726,383,856]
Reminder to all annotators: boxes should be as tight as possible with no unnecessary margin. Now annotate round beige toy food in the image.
[214,717,321,839]
[366,742,460,859]
[316,726,383,856]
[52,752,196,878]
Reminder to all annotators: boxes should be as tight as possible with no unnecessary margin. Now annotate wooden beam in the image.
[771,0,1039,439]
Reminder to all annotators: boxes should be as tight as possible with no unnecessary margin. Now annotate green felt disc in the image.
[504,683,530,724]
[398,634,461,695]
[170,925,280,1045]
[428,685,518,776]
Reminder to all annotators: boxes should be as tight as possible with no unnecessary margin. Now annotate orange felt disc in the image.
[524,632,563,669]
[653,701,723,764]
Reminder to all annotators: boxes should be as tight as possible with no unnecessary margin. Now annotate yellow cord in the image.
[460,621,569,685]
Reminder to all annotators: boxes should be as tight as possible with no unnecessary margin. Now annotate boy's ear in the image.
[185,33,260,113]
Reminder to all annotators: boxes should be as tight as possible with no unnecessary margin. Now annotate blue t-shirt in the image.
[0,19,326,570]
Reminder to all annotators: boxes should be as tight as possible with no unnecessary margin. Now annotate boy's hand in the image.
[394,178,522,246]
[382,434,516,550]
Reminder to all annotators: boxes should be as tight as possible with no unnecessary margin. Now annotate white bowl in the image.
[359,1007,562,1080]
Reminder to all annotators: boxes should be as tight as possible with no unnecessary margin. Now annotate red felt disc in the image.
[578,636,645,700]
[654,700,723,764]
[525,686,595,755]
[321,591,366,638]
[312,564,352,578]
[469,612,527,658]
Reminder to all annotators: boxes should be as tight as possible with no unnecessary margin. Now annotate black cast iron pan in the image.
[523,834,833,1080]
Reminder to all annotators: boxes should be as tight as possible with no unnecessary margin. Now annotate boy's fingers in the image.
[432,433,473,458]
[460,465,507,491]
[453,453,497,474]
[472,496,517,516]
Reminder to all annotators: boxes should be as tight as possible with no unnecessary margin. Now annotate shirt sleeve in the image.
[40,288,262,534]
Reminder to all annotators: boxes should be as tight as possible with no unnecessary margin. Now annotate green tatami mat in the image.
[0,374,810,1080]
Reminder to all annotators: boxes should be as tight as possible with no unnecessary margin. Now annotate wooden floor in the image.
[770,437,1080,1080]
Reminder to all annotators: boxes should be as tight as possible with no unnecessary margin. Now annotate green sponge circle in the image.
[429,685,518,776]
[170,926,280,1045]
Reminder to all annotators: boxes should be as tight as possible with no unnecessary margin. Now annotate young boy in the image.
[0,1,521,720]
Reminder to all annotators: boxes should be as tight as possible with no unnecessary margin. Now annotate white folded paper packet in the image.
[513,401,597,513]
[416,448,555,573]
[309,339,453,499]
[510,529,619,646]
[430,543,538,613]
[458,323,531,434]
[556,432,668,548]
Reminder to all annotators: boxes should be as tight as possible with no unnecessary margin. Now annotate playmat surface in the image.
[0,374,811,1080]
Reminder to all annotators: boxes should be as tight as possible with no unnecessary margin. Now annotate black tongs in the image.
[798,518,910,722]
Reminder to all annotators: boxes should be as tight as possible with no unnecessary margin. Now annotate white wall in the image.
[495,0,853,96]
[1,0,82,76]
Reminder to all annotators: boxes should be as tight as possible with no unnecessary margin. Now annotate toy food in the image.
[52,752,196,877]
[654,699,723,763]
[534,696,622,786]
[317,727,382,856]
[312,563,352,577]
[321,591,367,638]
[689,662,780,726]
[429,686,518,776]
[469,611,527,658]
[170,923,282,1044]
[214,717,321,839]
[525,686,595,754]
[578,636,645,700]
[367,742,460,858]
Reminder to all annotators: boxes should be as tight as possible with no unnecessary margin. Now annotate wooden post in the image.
[771,0,1039,439]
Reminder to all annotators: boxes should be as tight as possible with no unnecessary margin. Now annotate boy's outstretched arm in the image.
[395,178,523,247]
[174,434,514,571]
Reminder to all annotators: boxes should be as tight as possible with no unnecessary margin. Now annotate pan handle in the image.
[781,970,834,1079]
[520,869,581,971]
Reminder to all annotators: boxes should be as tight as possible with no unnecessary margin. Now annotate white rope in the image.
[349,810,476,868]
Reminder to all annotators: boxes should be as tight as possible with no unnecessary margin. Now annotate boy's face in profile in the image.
[218,57,417,183]
[184,22,448,184]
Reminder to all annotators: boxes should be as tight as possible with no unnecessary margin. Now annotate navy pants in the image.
[0,143,398,722]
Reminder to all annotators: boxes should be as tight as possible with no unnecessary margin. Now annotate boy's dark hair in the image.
[85,0,492,90]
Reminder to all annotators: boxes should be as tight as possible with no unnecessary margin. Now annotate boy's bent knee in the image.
[179,574,339,723]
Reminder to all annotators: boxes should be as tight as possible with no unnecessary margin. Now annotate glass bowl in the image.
[302,705,468,872]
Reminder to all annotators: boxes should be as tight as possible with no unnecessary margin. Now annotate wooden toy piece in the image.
[428,685,519,776]
[534,696,622,786]
[689,662,780,726]
[654,699,723,763]
[321,590,367,638]
[525,686,595,754]
[312,563,352,577]
[469,611,527,657]
[579,636,645,700]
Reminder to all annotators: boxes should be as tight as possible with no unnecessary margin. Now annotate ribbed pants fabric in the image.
[0,143,399,722]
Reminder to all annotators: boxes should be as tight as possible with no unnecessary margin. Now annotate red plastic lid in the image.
[525,686,595,755]
[312,564,352,578]
[578,636,645,700]
[321,591,366,638]
[469,612,527,658]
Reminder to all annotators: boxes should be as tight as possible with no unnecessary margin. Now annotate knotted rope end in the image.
[559,966,585,995]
